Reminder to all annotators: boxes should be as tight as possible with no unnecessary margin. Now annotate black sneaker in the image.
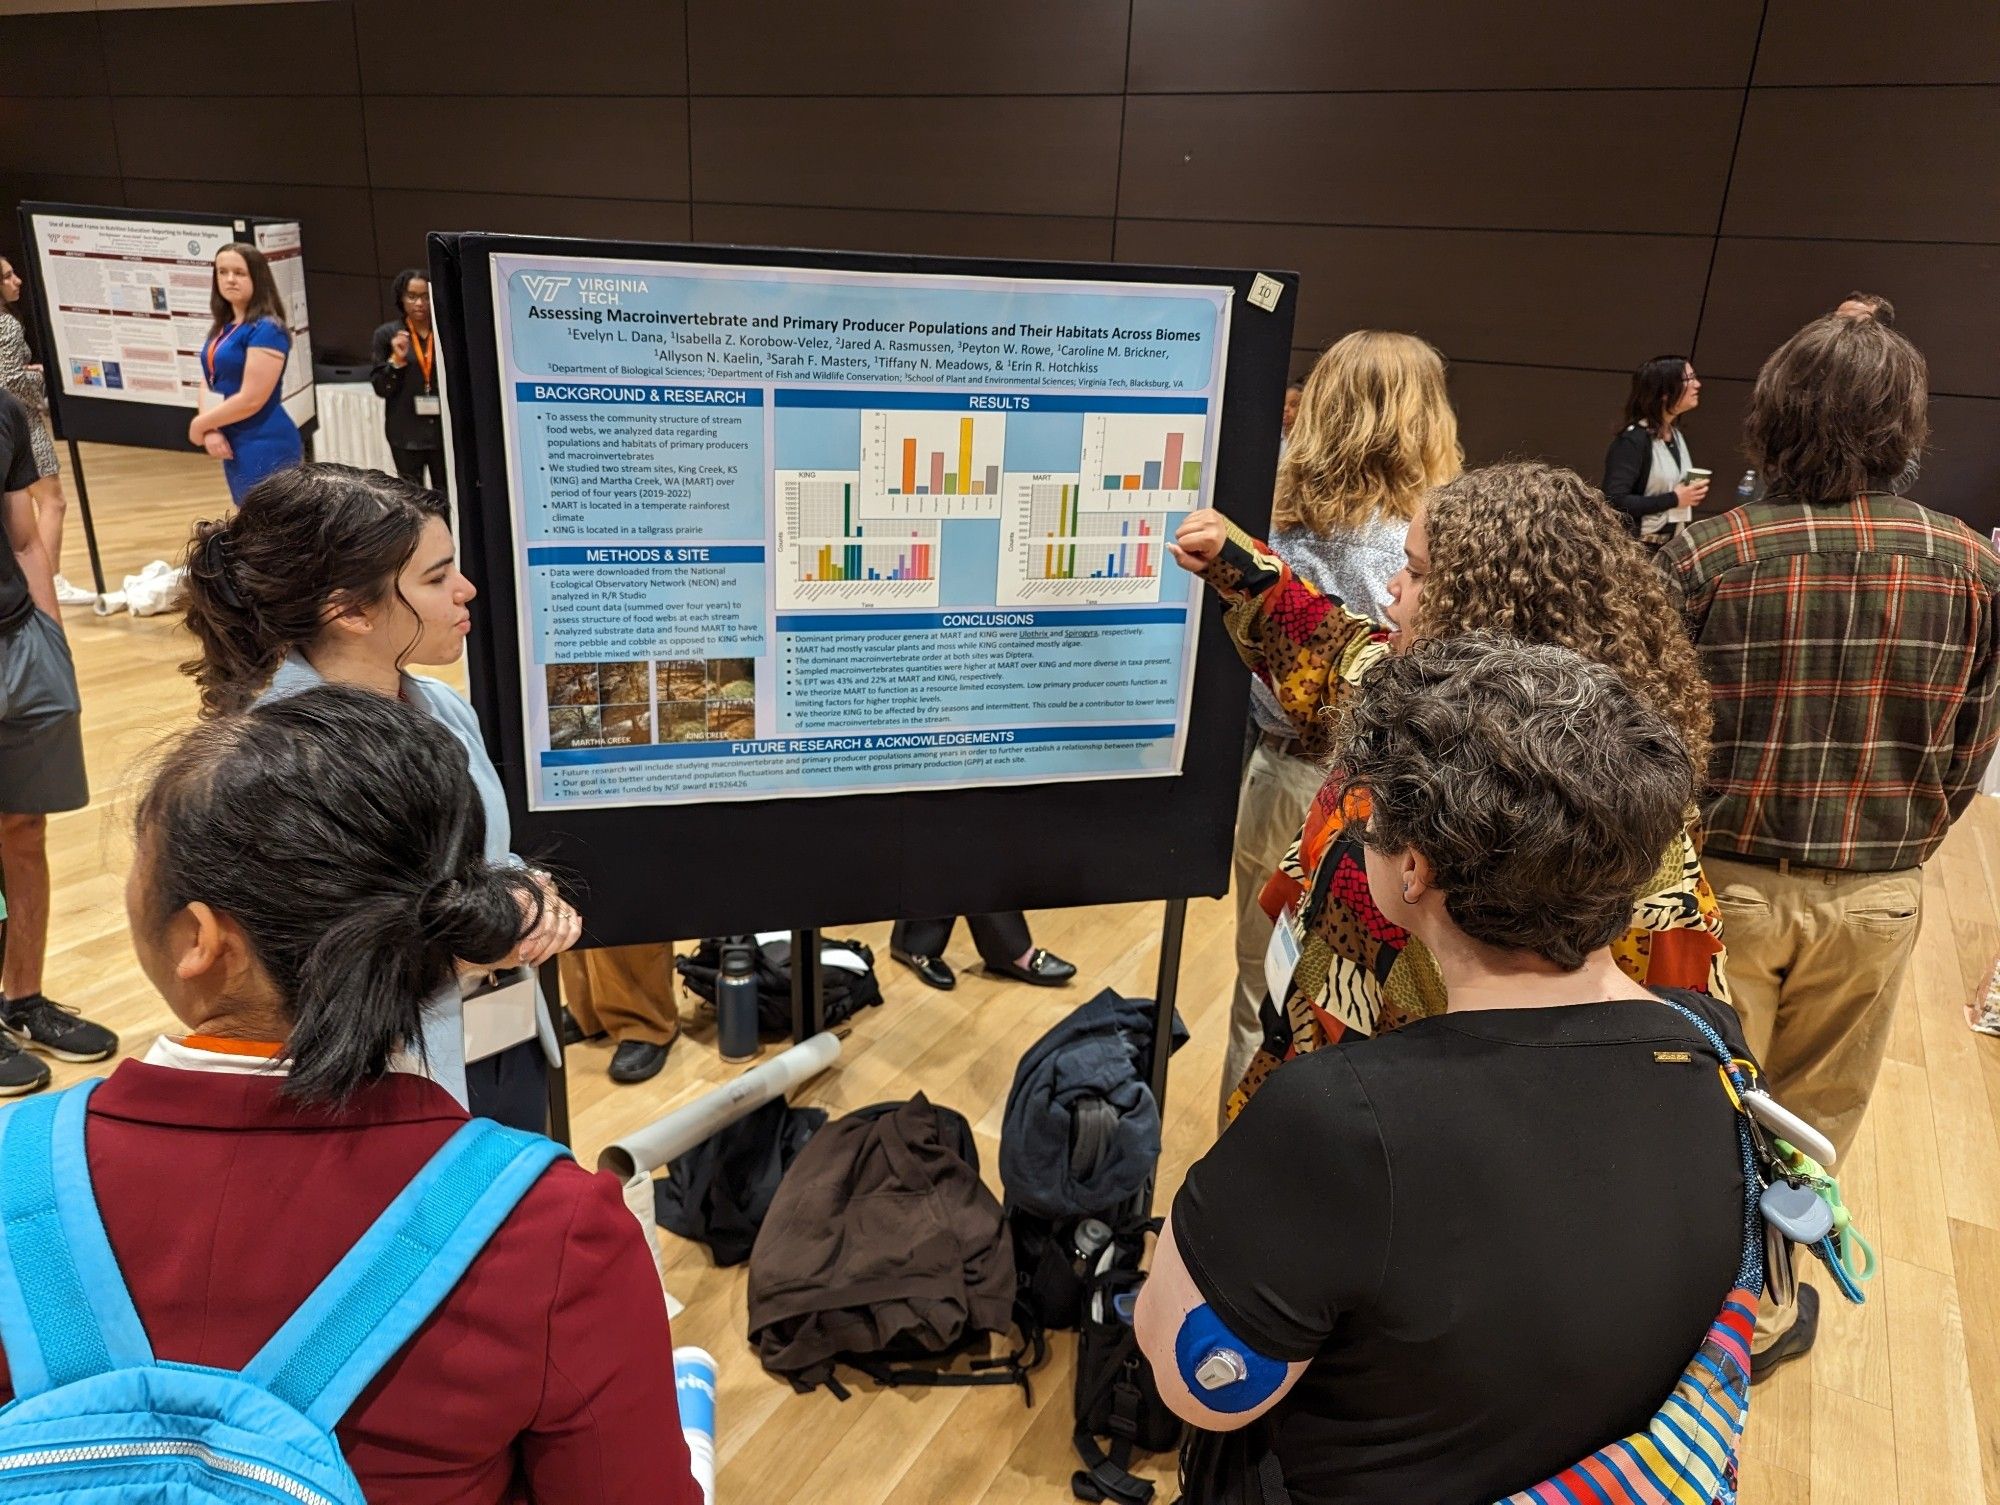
[0,1034,51,1096]
[1,994,120,1063]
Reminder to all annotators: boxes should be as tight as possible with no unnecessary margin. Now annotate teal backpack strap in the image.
[0,1079,155,1397]
[241,1118,567,1428]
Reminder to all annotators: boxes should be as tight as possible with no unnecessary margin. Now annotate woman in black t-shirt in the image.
[1136,635,1748,1505]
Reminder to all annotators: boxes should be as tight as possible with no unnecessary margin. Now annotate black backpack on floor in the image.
[676,934,884,1037]
[1071,1218,1182,1504]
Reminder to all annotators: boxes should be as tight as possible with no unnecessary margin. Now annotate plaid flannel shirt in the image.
[1660,495,2000,872]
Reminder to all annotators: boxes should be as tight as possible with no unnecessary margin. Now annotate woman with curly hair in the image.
[1171,461,1725,1120]
[1221,332,1460,1125]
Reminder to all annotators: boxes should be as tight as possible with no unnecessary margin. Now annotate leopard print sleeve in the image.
[1199,519,1380,760]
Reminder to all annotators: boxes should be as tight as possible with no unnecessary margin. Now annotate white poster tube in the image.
[596,1030,841,1179]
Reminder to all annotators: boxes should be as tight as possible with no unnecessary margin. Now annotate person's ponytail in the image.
[177,464,449,717]
[134,684,542,1105]
[284,858,539,1104]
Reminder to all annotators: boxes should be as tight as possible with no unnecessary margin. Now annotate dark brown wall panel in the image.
[0,13,107,96]
[1,1,1994,510]
[1118,92,1741,233]
[688,0,1128,95]
[1724,87,2000,242]
[1117,220,1709,371]
[363,98,689,199]
[693,204,1114,262]
[1921,396,2000,533]
[371,190,692,272]
[100,2,359,97]
[112,96,369,187]
[693,97,1122,217]
[121,178,377,277]
[1445,361,1631,476]
[302,268,386,365]
[1755,0,2000,85]
[1129,0,1762,92]
[355,0,687,96]
[1697,239,2000,397]
[2,95,121,178]
[0,176,126,269]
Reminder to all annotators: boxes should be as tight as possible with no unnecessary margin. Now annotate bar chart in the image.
[775,469,941,608]
[1077,412,1209,511]
[996,472,1169,606]
[859,408,1007,517]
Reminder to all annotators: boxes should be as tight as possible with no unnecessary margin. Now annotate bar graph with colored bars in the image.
[859,408,1007,517]
[776,470,939,608]
[1029,482,1161,580]
[798,539,934,582]
[1077,411,1209,511]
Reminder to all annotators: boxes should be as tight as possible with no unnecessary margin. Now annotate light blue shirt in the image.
[260,654,559,1105]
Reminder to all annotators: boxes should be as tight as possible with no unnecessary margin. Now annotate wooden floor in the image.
[30,443,2000,1504]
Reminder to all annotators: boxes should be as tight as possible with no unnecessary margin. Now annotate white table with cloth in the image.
[311,381,398,474]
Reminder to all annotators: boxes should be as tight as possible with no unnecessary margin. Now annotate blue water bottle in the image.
[717,937,761,1063]
[1736,469,1758,506]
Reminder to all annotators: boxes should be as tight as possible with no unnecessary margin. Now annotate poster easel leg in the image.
[538,956,572,1147]
[790,928,824,1043]
[63,438,108,598]
[1140,897,1189,1218]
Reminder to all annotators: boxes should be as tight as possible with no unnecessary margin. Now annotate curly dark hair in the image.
[1338,633,1697,969]
[1415,461,1713,776]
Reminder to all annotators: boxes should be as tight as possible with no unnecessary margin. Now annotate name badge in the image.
[414,394,442,417]
[1263,902,1300,1007]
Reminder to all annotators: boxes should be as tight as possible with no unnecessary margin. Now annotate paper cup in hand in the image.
[1685,468,1712,485]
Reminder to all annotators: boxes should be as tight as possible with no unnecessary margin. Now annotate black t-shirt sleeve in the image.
[0,395,37,493]
[1171,1051,1392,1363]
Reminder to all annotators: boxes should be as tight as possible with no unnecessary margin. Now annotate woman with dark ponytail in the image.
[0,685,700,1502]
[178,462,581,1123]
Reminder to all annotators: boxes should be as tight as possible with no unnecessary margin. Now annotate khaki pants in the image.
[560,942,681,1046]
[1706,854,1922,1346]
[1221,739,1328,1130]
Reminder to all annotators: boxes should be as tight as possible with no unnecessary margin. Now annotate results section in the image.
[491,254,1231,809]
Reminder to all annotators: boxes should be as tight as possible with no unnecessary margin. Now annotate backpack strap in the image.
[0,1080,155,1398]
[241,1117,567,1427]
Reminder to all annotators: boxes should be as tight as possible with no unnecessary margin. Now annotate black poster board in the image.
[430,232,1294,945]
[15,202,317,452]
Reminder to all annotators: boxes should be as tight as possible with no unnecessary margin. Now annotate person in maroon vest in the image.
[0,685,699,1505]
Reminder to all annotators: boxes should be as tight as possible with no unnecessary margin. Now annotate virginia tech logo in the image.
[522,275,573,302]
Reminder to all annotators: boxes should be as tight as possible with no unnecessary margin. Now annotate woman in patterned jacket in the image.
[1170,461,1727,1121]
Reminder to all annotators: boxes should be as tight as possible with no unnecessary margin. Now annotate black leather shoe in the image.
[1751,1284,1819,1384]
[890,948,956,991]
[984,948,1077,987]
[561,1007,606,1047]
[608,1038,670,1084]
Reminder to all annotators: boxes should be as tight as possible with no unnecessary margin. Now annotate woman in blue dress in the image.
[188,243,302,504]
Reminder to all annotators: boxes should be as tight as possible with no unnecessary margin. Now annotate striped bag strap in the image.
[1498,998,1764,1505]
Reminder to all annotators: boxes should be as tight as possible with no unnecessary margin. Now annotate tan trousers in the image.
[1221,740,1329,1131]
[559,943,681,1046]
[1706,854,1922,1346]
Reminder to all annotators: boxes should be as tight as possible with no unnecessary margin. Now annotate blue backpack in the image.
[0,1079,567,1503]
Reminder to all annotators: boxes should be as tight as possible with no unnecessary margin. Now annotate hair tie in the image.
[195,528,247,610]
[419,874,461,919]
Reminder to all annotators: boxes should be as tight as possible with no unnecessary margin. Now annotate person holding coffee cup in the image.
[1602,356,1705,547]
